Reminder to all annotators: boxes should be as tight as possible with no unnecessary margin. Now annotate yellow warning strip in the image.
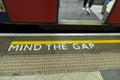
[11,40,120,44]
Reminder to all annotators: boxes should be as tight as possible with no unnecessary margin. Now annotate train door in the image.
[107,0,120,24]
[1,0,118,24]
[3,0,58,23]
[58,0,116,25]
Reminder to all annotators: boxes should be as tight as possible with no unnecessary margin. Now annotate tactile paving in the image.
[0,52,120,76]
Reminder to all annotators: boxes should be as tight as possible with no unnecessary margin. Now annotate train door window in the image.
[58,0,116,25]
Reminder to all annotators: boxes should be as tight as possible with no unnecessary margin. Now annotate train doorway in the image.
[58,0,116,25]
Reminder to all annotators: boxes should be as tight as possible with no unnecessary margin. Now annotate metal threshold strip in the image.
[58,20,103,25]
[0,33,120,36]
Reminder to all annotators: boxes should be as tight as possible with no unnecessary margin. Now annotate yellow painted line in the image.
[11,40,120,44]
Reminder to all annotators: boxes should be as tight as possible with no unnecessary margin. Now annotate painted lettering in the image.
[53,44,61,50]
[89,43,94,49]
[8,43,95,52]
[19,45,24,51]
[73,44,81,50]
[46,44,52,50]
[8,45,19,51]
[73,43,95,50]
[34,44,42,51]
[82,44,90,49]
[23,45,33,51]
[61,44,68,50]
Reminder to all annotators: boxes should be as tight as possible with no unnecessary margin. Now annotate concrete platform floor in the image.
[0,33,120,80]
[58,0,103,24]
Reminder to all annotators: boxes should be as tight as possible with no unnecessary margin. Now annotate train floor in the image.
[58,0,103,25]
[0,33,120,80]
